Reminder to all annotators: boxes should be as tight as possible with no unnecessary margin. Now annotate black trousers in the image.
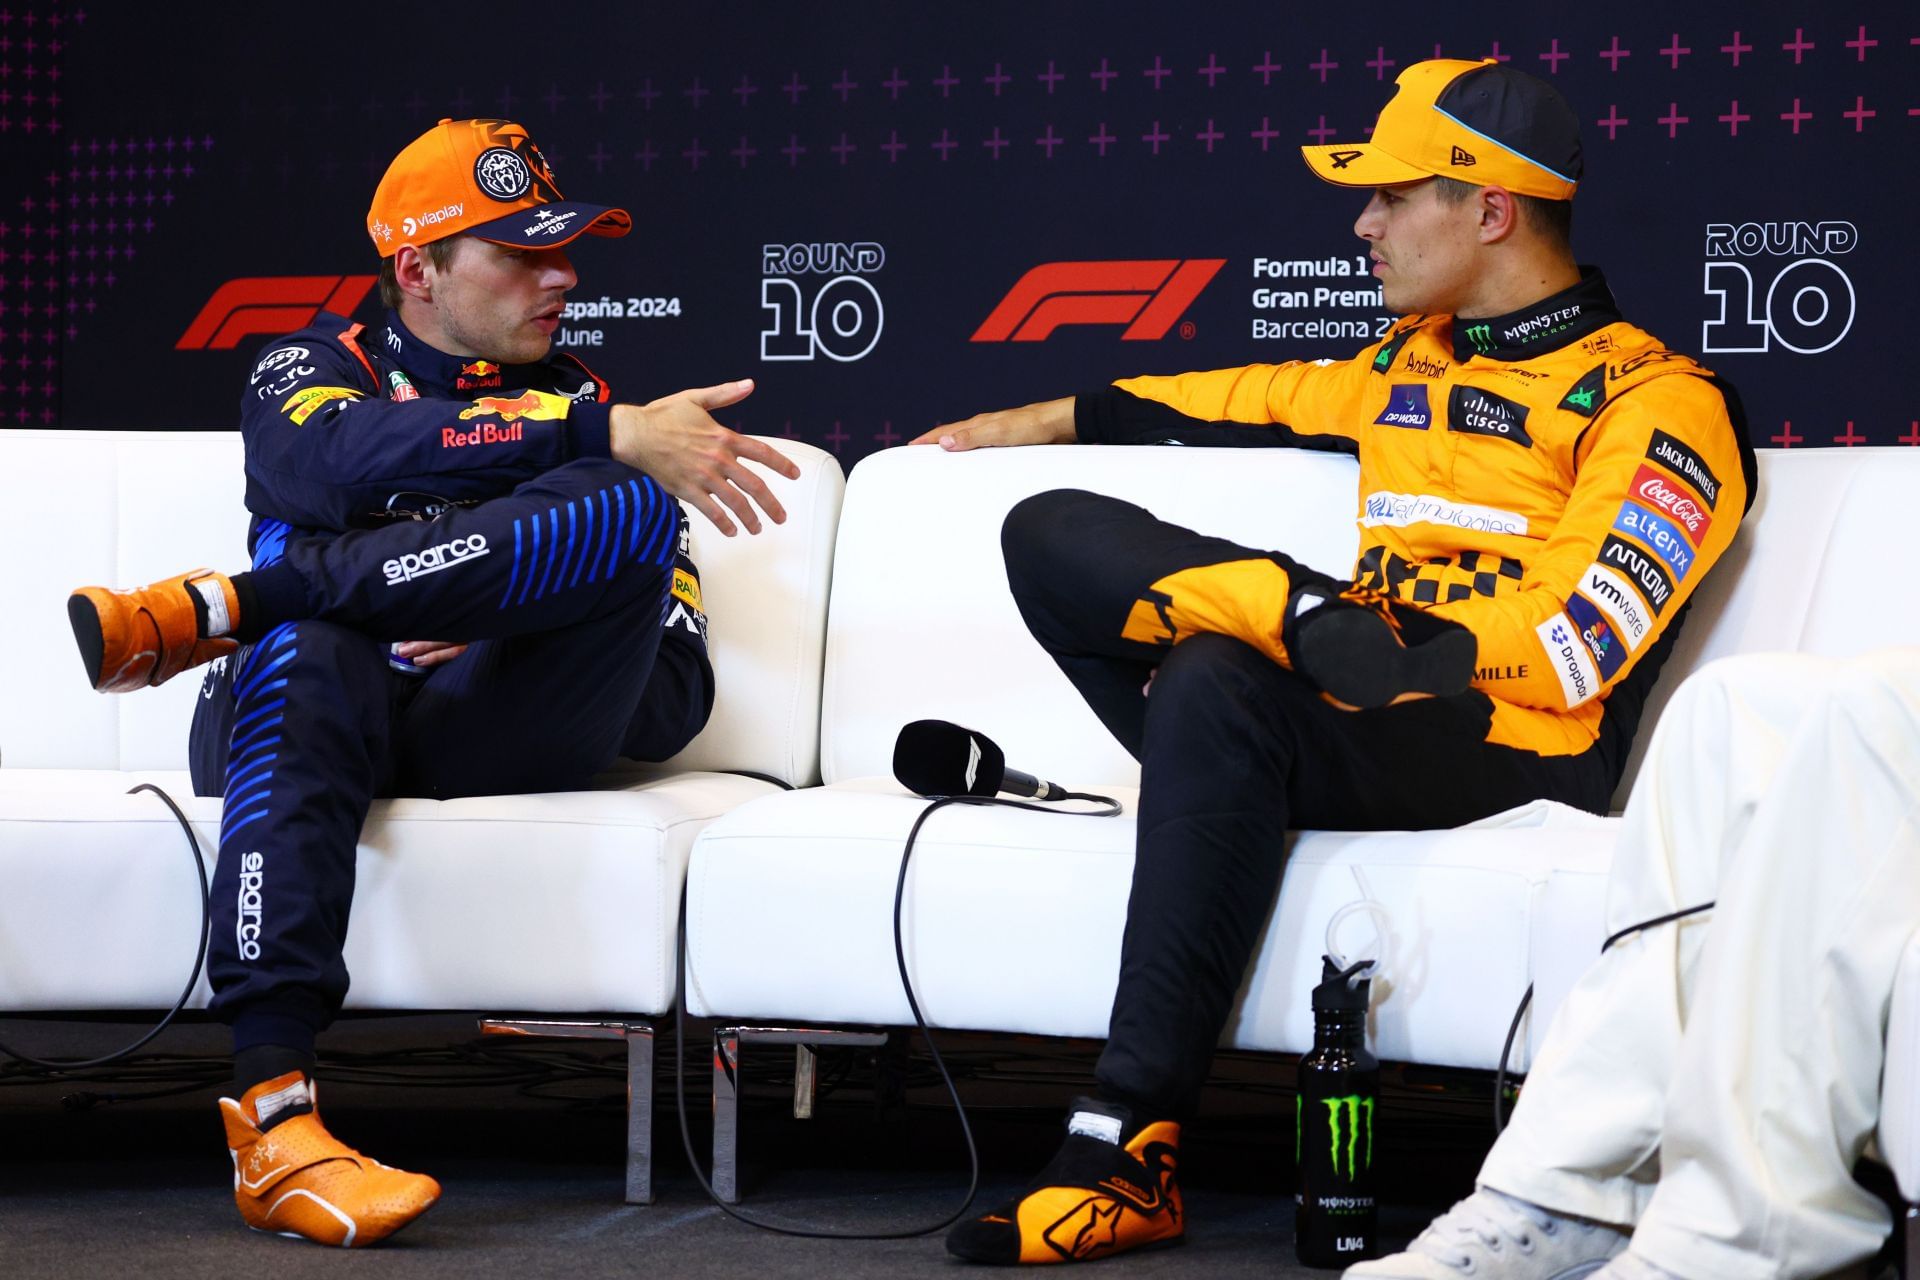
[1002,489,1612,1118]
[187,459,713,1053]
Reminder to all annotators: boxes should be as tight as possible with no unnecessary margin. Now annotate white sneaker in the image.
[1343,1187,1630,1279]
[1589,1255,1684,1280]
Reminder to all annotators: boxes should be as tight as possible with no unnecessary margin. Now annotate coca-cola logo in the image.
[1631,464,1711,542]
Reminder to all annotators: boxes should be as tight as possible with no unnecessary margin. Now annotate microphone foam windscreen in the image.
[892,719,1006,798]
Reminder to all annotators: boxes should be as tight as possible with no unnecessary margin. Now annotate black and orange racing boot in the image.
[220,1071,440,1247]
[1282,581,1476,710]
[947,1098,1184,1265]
[67,568,239,692]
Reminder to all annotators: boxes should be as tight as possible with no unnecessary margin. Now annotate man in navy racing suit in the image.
[64,117,799,1247]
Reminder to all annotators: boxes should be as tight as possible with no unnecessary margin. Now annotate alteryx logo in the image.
[1612,503,1695,582]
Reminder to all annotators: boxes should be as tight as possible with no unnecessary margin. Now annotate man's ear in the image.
[392,244,433,303]
[1478,185,1520,245]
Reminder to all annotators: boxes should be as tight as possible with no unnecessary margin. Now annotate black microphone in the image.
[892,720,1071,801]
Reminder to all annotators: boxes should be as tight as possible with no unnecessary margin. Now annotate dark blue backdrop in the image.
[4,1,1912,456]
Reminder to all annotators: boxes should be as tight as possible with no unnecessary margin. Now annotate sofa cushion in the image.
[0,768,773,1015]
[820,444,1361,788]
[686,780,1614,1071]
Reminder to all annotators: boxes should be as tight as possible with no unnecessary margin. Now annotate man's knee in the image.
[1003,488,1089,572]
[1001,488,1150,601]
[227,623,393,759]
[523,456,647,497]
[1148,633,1303,729]
[232,621,385,694]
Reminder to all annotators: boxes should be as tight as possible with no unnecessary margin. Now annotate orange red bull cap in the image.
[367,118,632,256]
[1301,59,1581,201]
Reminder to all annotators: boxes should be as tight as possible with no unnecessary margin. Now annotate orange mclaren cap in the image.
[366,118,632,256]
[1301,59,1582,201]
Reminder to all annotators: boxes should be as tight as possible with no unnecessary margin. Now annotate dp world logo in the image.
[1298,1094,1375,1180]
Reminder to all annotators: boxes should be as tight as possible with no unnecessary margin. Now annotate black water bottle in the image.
[1295,955,1379,1267]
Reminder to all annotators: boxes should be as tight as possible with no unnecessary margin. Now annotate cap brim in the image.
[1300,143,1437,189]
[471,202,632,250]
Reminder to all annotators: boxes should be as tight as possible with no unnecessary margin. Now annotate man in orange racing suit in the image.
[921,59,1757,1266]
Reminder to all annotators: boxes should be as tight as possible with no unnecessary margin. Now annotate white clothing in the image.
[1478,650,1920,1280]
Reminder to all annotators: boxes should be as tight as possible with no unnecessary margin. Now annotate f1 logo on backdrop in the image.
[1701,220,1855,355]
[972,259,1226,342]
[760,242,885,363]
[177,276,377,350]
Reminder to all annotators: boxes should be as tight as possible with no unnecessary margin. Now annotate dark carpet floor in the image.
[1,1010,1865,1279]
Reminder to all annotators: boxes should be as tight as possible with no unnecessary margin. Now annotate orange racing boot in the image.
[67,568,238,692]
[220,1071,440,1247]
[947,1098,1184,1264]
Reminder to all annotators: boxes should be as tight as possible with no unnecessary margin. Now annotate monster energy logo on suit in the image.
[1464,323,1493,352]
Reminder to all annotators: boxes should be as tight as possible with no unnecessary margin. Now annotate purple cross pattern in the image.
[22,15,1915,451]
[538,22,1913,185]
[0,3,84,426]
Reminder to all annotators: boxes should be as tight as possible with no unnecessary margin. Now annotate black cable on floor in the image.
[673,788,1122,1239]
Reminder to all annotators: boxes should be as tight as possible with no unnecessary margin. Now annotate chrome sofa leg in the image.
[708,1025,888,1204]
[479,1017,656,1204]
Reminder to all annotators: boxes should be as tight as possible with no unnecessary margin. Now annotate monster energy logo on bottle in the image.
[1299,1094,1375,1179]
[1464,323,1493,352]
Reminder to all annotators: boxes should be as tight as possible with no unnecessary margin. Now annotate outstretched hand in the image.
[611,379,802,536]
[907,397,1078,451]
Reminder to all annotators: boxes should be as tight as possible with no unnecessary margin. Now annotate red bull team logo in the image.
[457,390,571,423]
[442,422,525,449]
[457,359,504,390]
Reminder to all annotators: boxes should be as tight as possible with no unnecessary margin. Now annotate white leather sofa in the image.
[684,444,1918,1255]
[0,428,844,1201]
[1,429,1912,1260]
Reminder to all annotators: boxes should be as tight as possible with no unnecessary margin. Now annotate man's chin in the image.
[503,335,553,364]
[1380,284,1422,316]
